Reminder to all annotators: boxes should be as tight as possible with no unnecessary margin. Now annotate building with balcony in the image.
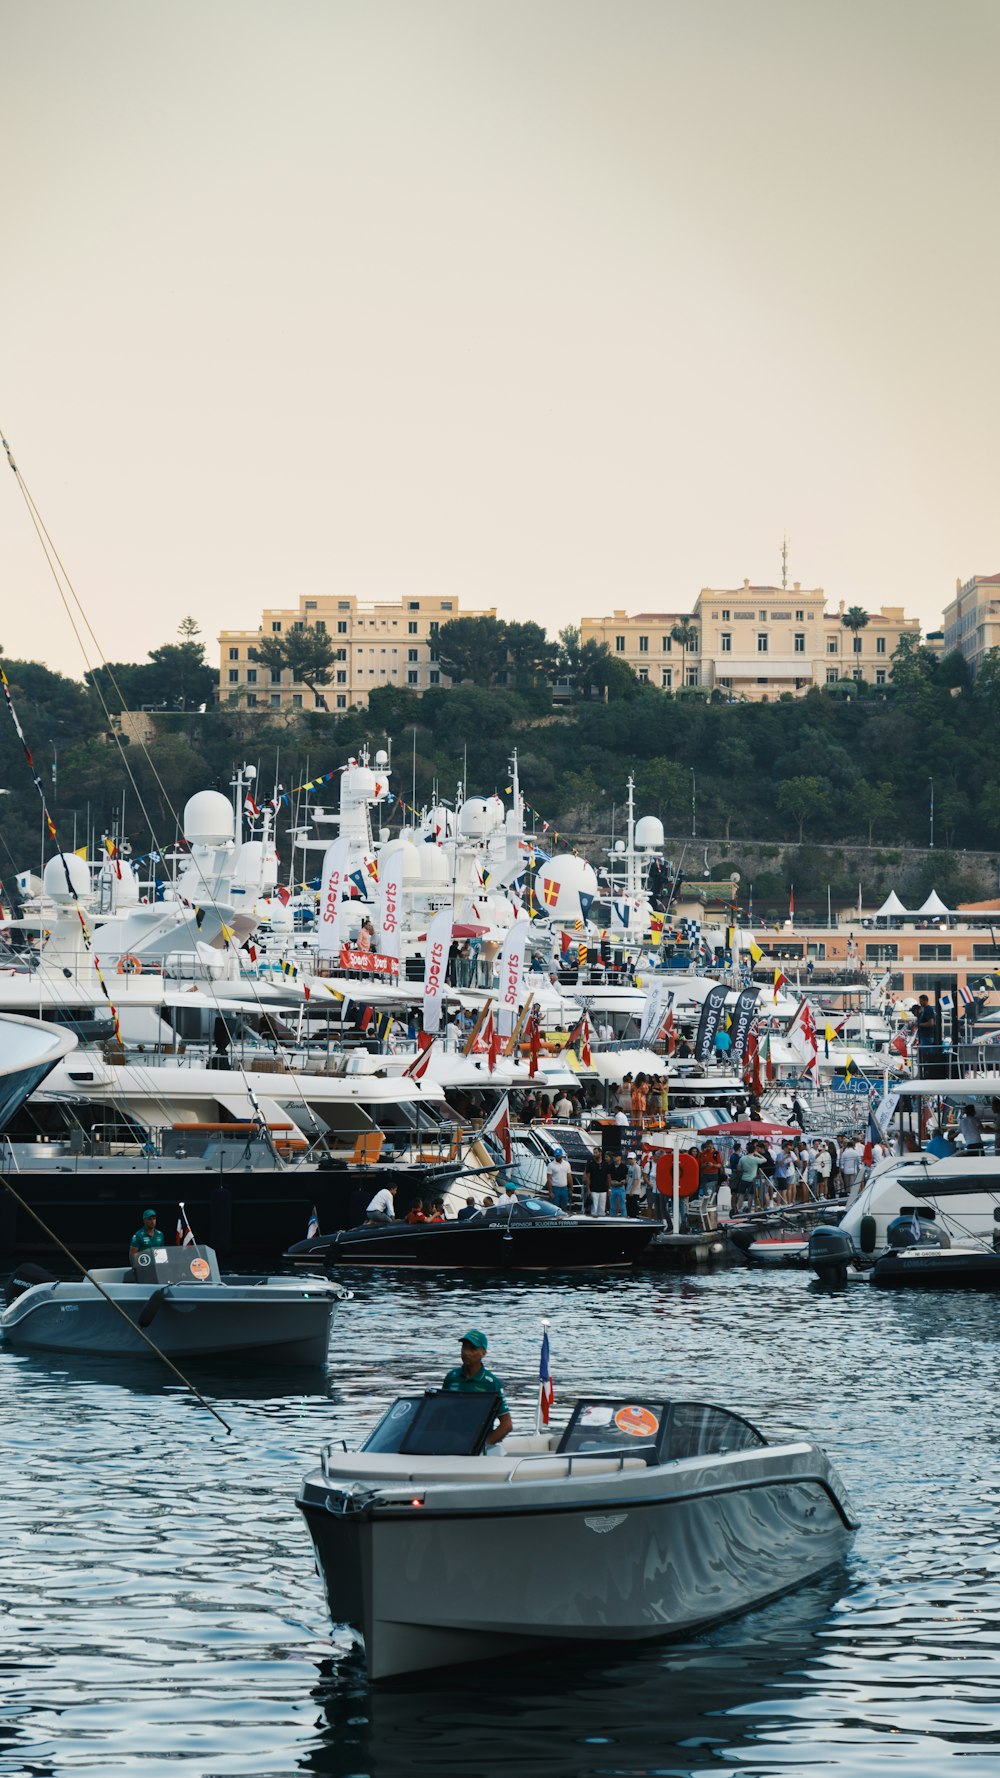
[219,593,495,713]
[941,574,1000,674]
[581,584,920,701]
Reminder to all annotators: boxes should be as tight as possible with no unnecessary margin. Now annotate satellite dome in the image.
[635,816,665,849]
[381,838,422,884]
[537,854,599,920]
[419,845,449,885]
[458,797,491,838]
[183,791,234,847]
[43,852,91,903]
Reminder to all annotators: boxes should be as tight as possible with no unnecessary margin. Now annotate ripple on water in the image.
[1,1267,999,1775]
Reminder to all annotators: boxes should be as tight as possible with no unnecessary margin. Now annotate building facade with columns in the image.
[581,584,920,700]
[219,593,495,713]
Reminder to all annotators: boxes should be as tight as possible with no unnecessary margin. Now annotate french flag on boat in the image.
[538,1323,555,1428]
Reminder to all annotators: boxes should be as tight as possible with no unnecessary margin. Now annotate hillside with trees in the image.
[1,619,997,921]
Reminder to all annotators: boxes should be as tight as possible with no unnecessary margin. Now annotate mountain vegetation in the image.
[1,620,997,920]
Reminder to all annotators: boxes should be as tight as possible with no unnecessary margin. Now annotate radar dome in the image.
[184,791,234,846]
[381,838,422,884]
[43,852,91,902]
[635,816,665,849]
[458,797,491,838]
[419,844,449,885]
[537,854,599,920]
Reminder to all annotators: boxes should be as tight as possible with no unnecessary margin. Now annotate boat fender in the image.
[137,1287,167,1328]
[858,1214,877,1254]
[117,955,143,976]
[4,1261,60,1306]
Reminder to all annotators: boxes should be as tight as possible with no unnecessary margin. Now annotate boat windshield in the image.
[361,1391,503,1457]
[512,1197,568,1219]
[557,1399,766,1465]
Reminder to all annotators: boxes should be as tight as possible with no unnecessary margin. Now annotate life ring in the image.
[117,955,143,976]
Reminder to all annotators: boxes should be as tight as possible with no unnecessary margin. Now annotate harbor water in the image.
[2,1264,999,1777]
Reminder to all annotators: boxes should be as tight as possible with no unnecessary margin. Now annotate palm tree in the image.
[840,606,870,636]
[670,619,699,652]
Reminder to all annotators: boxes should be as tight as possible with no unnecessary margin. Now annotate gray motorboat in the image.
[1,1244,347,1364]
[298,1389,857,1680]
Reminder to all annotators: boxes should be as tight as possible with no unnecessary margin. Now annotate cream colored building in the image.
[581,584,920,701]
[941,574,1000,673]
[219,593,495,713]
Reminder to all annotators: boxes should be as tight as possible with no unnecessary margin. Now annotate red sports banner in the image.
[338,947,399,975]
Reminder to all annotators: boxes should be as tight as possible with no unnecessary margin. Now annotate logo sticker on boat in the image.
[189,1257,211,1280]
[614,1406,659,1438]
[584,1513,628,1534]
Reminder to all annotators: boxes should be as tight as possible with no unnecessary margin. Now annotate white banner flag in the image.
[422,908,453,1035]
[377,850,404,966]
[639,975,671,1048]
[316,838,349,961]
[496,918,531,1038]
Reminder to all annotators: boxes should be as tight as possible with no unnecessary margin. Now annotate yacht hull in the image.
[1,1277,341,1362]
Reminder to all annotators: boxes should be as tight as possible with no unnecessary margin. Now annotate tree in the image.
[840,606,870,635]
[436,616,509,687]
[504,620,557,684]
[777,775,831,842]
[670,619,699,653]
[255,625,335,708]
[852,778,895,845]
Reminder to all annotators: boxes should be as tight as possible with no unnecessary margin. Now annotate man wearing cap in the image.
[129,1209,165,1265]
[546,1147,573,1209]
[441,1330,513,1445]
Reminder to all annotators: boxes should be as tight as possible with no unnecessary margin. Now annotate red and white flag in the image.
[404,1031,435,1080]
[176,1202,195,1247]
[480,1093,513,1164]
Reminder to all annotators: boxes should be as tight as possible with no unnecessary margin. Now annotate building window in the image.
[876,636,886,654]
[246,692,257,707]
[662,669,672,688]
[794,632,805,653]
[795,609,804,621]
[270,670,281,685]
[247,647,258,662]
[876,669,887,685]
[721,609,730,621]
[615,635,626,652]
[919,944,952,961]
[686,667,698,686]
[853,668,864,681]
[408,600,420,610]
[408,648,419,661]
[429,670,440,684]
[661,635,671,651]
[973,944,1000,960]
[292,621,303,631]
[758,610,766,622]
[335,648,346,661]
[807,942,827,959]
[866,943,898,961]
[638,667,648,681]
[853,634,862,653]
[227,669,238,683]
[826,668,838,683]
[429,621,439,635]
[408,622,418,635]
[338,600,350,609]
[336,671,347,684]
[827,638,838,653]
[757,633,768,653]
[246,669,257,684]
[337,621,347,634]
[315,619,326,633]
[271,621,282,632]
[293,693,302,708]
[440,602,452,612]
[336,694,346,709]
[912,973,948,992]
[227,646,239,660]
[720,632,731,653]
[270,693,281,709]
[407,670,419,684]
[304,600,316,609]
[638,635,648,653]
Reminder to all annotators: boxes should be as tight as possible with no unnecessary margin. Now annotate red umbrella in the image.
[414,923,489,941]
[699,1119,800,1137]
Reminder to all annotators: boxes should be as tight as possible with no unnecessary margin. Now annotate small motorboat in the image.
[298,1388,857,1680]
[286,1197,658,1270]
[810,1211,1000,1292]
[1,1244,348,1363]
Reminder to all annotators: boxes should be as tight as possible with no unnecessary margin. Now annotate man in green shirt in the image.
[129,1209,165,1266]
[441,1329,513,1445]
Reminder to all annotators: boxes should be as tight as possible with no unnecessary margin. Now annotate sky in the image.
[2,0,997,679]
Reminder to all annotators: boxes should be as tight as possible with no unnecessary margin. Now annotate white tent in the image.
[915,889,951,918]
[875,890,908,919]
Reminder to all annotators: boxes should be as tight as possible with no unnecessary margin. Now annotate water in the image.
[2,1265,999,1777]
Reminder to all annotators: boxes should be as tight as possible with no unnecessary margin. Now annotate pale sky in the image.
[2,0,996,677]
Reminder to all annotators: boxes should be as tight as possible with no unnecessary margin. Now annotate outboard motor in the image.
[808,1224,855,1290]
[886,1214,948,1251]
[4,1262,59,1306]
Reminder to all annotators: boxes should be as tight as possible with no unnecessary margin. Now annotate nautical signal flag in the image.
[650,911,664,947]
[542,877,560,908]
[747,939,763,964]
[773,967,788,1002]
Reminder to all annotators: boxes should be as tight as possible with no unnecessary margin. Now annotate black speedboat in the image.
[285,1197,658,1270]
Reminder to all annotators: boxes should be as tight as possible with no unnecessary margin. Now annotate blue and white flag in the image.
[306,1205,320,1240]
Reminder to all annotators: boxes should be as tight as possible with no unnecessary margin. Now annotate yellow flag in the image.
[74,845,88,859]
[220,922,235,942]
[825,1022,835,1042]
[748,939,763,963]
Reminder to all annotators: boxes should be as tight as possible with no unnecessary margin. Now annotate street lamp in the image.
[690,770,696,838]
[929,777,934,850]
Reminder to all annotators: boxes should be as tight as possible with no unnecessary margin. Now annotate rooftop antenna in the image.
[781,534,789,590]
